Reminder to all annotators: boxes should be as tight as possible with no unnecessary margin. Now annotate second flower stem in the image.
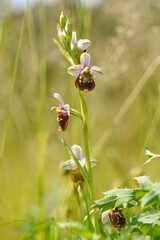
[79,90,100,234]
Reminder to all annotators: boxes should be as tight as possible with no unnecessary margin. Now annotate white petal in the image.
[77,39,91,51]
[80,53,90,66]
[53,93,64,105]
[68,65,82,76]
[90,66,103,78]
[71,144,82,160]
[102,210,111,224]
[62,159,76,170]
[90,158,98,167]
[71,32,77,50]
[80,157,98,168]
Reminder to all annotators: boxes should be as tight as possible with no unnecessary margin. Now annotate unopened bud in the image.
[65,17,72,38]
[60,12,66,29]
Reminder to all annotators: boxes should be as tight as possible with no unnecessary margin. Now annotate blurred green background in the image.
[1,0,160,238]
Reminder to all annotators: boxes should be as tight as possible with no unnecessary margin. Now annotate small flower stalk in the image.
[51,93,70,131]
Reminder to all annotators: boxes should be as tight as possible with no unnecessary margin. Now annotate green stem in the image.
[78,90,100,234]
[79,91,92,179]
[78,184,93,232]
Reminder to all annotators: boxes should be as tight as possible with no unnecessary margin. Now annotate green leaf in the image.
[144,146,160,165]
[94,195,117,209]
[94,188,139,209]
[141,183,160,208]
[50,224,58,240]
[145,146,153,158]
[129,211,160,237]
[134,175,152,188]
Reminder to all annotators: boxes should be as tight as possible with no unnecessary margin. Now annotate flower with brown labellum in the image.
[102,207,126,229]
[109,207,126,229]
[51,93,70,131]
[68,53,103,91]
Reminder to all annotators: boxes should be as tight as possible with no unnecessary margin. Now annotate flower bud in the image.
[65,17,72,38]
[60,12,66,29]
[57,24,67,47]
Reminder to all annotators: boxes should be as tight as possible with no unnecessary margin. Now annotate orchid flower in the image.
[68,53,103,91]
[102,207,126,229]
[62,144,98,183]
[51,93,70,131]
[71,31,91,51]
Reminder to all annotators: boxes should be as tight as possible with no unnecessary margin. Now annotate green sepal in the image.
[57,23,68,49]
[54,39,74,65]
[65,17,72,40]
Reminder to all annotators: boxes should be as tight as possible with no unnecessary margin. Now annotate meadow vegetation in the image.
[1,0,160,239]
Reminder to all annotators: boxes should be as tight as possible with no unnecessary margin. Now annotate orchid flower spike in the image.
[71,31,91,51]
[68,53,103,91]
[62,144,98,183]
[51,93,70,131]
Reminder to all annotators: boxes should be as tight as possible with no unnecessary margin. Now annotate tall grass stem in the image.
[0,1,29,168]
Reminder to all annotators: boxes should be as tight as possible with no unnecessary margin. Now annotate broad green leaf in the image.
[141,190,160,208]
[94,188,139,209]
[93,195,117,209]
[135,189,147,201]
[140,182,160,208]
[134,176,152,188]
[129,211,160,237]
